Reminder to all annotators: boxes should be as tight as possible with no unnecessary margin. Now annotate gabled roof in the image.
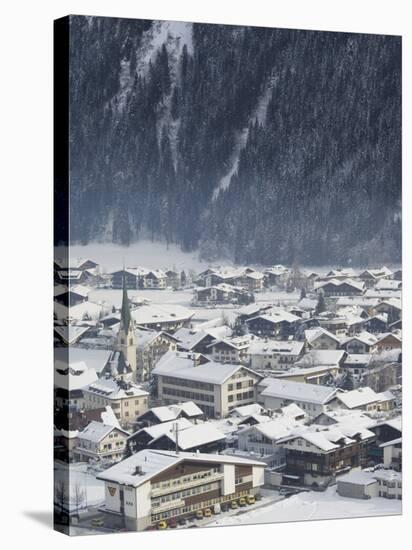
[315,278,365,292]
[79,421,128,443]
[150,422,226,450]
[296,349,346,368]
[336,387,380,409]
[248,340,304,356]
[247,308,300,325]
[305,327,341,345]
[341,331,377,347]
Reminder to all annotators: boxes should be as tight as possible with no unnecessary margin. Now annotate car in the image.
[157,521,168,530]
[231,500,238,510]
[90,518,104,527]
[169,521,177,529]
[204,508,212,518]
[221,503,229,512]
[246,495,256,505]
[255,493,262,501]
[239,497,247,507]
[196,510,204,519]
[178,518,187,526]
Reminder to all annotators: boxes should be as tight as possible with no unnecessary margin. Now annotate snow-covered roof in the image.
[343,353,373,366]
[336,387,380,409]
[373,469,402,482]
[150,422,226,450]
[78,421,128,443]
[97,449,265,487]
[374,416,402,433]
[231,403,264,418]
[305,327,340,345]
[375,279,402,291]
[209,335,253,351]
[54,361,99,391]
[174,328,215,350]
[54,325,90,345]
[247,308,300,325]
[143,401,203,422]
[153,352,260,385]
[55,347,112,375]
[315,278,365,292]
[248,340,304,356]
[54,300,106,322]
[131,303,194,325]
[341,331,378,347]
[338,470,378,486]
[55,257,97,270]
[260,378,338,405]
[86,378,149,399]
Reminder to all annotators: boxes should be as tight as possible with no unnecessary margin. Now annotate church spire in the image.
[120,273,132,333]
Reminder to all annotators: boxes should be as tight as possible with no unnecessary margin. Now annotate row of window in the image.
[227,380,254,391]
[163,387,215,403]
[162,376,214,392]
[151,468,220,491]
[228,391,254,402]
[152,482,219,508]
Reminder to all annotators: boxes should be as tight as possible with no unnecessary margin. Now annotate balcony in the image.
[151,472,224,497]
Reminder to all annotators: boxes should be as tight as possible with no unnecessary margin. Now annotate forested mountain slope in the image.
[68,17,401,266]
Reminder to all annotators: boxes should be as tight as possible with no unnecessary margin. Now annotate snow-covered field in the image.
[54,461,105,511]
[61,241,209,273]
[207,486,401,527]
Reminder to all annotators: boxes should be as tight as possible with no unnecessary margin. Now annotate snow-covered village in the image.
[54,251,402,534]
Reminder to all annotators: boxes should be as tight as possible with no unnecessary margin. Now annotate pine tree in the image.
[315,292,326,315]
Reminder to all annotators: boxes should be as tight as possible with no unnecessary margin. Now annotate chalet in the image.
[74,421,130,463]
[174,327,221,354]
[207,335,253,364]
[340,332,377,354]
[324,268,357,280]
[314,279,365,297]
[235,303,273,324]
[359,266,393,288]
[381,438,402,472]
[153,351,262,418]
[164,269,180,288]
[145,270,167,289]
[248,340,305,371]
[277,425,375,487]
[341,354,373,382]
[54,284,92,306]
[372,332,402,353]
[329,387,391,412]
[374,299,401,324]
[272,364,341,385]
[295,349,346,370]
[263,265,289,287]
[194,283,248,304]
[361,314,388,333]
[54,360,99,412]
[305,327,341,350]
[130,420,227,454]
[97,449,265,531]
[368,417,401,466]
[238,269,265,291]
[111,268,146,289]
[136,402,204,427]
[245,308,300,338]
[375,279,402,291]
[237,413,307,469]
[54,257,100,285]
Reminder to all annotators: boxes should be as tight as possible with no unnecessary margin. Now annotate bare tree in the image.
[54,480,68,511]
[71,483,86,512]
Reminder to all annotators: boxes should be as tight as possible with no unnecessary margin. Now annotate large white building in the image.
[97,449,265,530]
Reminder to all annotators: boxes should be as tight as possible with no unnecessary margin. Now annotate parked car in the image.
[90,518,104,527]
[204,508,212,518]
[231,500,238,510]
[239,497,247,507]
[178,518,187,526]
[196,510,204,519]
[221,503,229,512]
[246,495,256,505]
[157,521,168,530]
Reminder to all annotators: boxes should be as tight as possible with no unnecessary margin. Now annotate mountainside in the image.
[68,16,401,266]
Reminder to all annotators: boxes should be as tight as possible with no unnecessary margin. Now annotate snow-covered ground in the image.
[61,241,208,273]
[207,486,401,527]
[54,461,105,511]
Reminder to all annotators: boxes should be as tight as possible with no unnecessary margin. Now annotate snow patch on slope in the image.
[212,75,277,201]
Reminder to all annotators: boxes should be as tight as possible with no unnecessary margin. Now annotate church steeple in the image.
[116,273,137,379]
[120,274,132,333]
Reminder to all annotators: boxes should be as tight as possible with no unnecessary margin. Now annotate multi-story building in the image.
[153,352,262,418]
[97,449,265,530]
[248,340,305,371]
[74,421,130,463]
[83,378,149,428]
